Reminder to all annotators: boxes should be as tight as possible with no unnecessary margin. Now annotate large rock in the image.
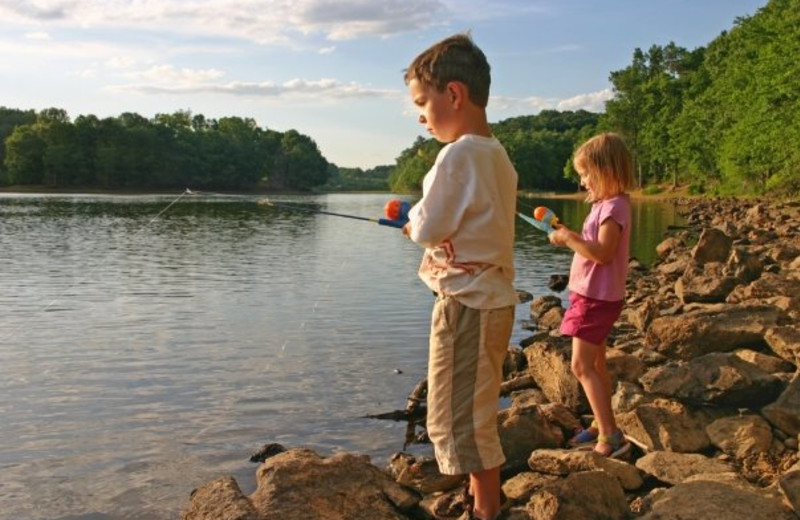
[639,479,796,520]
[524,338,587,412]
[616,398,711,453]
[499,404,562,472]
[639,352,784,408]
[527,449,644,491]
[182,476,260,520]
[249,449,419,520]
[635,451,736,485]
[525,470,628,520]
[388,453,463,494]
[777,468,800,516]
[675,262,739,304]
[706,415,773,459]
[727,272,800,310]
[765,326,800,367]
[762,374,800,436]
[692,228,733,265]
[644,304,783,360]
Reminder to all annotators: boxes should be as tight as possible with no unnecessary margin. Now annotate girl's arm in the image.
[549,218,622,265]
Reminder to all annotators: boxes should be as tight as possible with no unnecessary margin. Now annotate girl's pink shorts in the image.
[559,292,623,346]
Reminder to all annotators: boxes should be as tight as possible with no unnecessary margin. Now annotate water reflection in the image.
[0,192,683,520]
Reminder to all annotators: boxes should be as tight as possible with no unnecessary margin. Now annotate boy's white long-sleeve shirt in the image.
[407,134,518,309]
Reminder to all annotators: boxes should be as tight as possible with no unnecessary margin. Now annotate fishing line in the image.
[1,188,193,343]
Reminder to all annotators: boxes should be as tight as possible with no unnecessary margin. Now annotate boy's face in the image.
[408,78,458,143]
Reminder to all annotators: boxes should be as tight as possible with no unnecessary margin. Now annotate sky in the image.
[0,1,768,169]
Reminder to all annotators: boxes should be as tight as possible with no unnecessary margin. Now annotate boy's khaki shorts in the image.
[426,295,514,475]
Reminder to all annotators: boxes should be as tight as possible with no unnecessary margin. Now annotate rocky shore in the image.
[182,198,800,520]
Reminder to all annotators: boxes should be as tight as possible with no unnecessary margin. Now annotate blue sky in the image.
[0,0,767,169]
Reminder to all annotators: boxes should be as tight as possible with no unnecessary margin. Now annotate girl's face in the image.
[578,170,596,198]
[408,78,458,143]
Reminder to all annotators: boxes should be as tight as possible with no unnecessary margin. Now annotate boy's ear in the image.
[446,81,468,108]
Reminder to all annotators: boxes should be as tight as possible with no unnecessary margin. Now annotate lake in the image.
[0,191,684,520]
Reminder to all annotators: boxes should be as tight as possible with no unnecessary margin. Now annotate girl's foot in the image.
[568,420,599,448]
[594,430,631,459]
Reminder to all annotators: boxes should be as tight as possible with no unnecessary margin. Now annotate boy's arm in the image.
[406,166,468,247]
[550,219,621,265]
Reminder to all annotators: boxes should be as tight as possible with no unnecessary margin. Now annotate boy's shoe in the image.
[596,430,631,459]
[568,420,599,448]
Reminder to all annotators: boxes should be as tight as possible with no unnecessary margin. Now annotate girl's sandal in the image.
[568,419,599,448]
[595,430,631,459]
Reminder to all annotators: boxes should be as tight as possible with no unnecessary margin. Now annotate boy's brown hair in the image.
[403,32,491,108]
[574,132,636,202]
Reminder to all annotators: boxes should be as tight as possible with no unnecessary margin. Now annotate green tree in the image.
[4,125,45,184]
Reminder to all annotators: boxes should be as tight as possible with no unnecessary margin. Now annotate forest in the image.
[391,0,799,196]
[0,0,797,196]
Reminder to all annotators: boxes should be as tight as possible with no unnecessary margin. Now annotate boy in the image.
[402,33,518,520]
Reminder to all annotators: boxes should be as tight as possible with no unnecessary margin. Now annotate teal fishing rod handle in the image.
[377,218,408,228]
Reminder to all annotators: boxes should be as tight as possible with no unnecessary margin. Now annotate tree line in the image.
[1,0,796,196]
[0,108,329,191]
[391,0,799,196]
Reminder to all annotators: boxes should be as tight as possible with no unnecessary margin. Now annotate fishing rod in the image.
[257,198,411,229]
[517,206,560,234]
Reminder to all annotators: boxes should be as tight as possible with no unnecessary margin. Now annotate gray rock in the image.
[617,398,711,453]
[762,374,800,436]
[525,470,628,520]
[639,352,784,408]
[706,415,773,459]
[639,479,796,520]
[635,451,735,485]
[645,303,783,360]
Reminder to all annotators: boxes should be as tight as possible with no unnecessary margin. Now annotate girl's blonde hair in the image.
[573,132,635,202]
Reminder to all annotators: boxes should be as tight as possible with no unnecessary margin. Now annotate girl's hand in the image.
[548,225,571,246]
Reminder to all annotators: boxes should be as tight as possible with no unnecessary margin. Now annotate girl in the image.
[548,132,635,458]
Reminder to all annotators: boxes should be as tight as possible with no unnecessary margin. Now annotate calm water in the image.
[0,192,682,520]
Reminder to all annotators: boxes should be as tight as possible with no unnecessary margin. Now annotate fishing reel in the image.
[380,199,411,228]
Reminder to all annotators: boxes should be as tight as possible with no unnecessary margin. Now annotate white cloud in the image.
[123,64,225,83]
[0,0,450,44]
[490,94,559,114]
[24,31,52,40]
[105,56,138,70]
[489,88,612,117]
[556,88,612,113]
[113,76,401,100]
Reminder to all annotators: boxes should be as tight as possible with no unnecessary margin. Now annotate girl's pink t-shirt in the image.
[567,194,631,302]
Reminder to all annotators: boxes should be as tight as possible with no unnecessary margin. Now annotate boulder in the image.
[691,228,733,265]
[525,470,628,520]
[250,449,419,520]
[524,338,586,412]
[644,303,783,360]
[639,352,784,408]
[616,398,711,453]
[635,451,735,485]
[762,374,800,436]
[527,449,644,491]
[638,479,796,520]
[498,405,562,472]
[706,415,774,459]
